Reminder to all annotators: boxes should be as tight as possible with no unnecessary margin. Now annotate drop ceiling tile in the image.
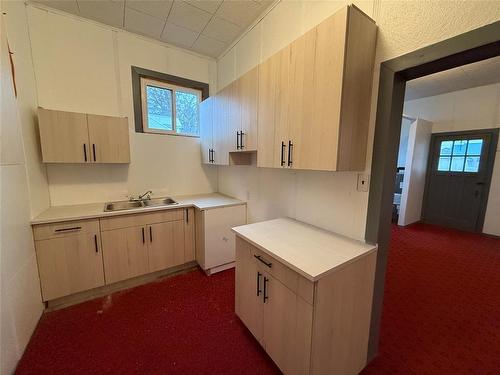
[191,34,226,58]
[77,0,125,28]
[34,0,80,15]
[161,22,199,48]
[167,1,211,33]
[125,7,166,39]
[215,0,263,27]
[202,16,240,43]
[126,0,173,19]
[185,0,222,14]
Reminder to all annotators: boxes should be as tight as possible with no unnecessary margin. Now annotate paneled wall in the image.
[1,15,44,375]
[217,0,500,240]
[404,83,500,236]
[15,4,219,207]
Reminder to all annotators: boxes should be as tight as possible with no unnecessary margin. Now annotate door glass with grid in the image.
[437,139,483,173]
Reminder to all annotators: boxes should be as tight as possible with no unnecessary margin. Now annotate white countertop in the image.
[31,193,245,225]
[232,218,377,282]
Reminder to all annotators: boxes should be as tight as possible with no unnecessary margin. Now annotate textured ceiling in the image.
[405,55,500,100]
[32,0,273,58]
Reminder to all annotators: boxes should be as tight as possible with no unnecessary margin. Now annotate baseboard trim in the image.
[46,261,198,311]
[206,261,235,275]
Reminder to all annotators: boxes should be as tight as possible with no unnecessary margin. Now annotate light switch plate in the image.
[357,173,370,192]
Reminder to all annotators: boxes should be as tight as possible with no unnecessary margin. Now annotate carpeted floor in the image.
[15,223,500,374]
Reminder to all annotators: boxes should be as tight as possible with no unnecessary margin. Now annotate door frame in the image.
[365,21,500,361]
[422,128,499,232]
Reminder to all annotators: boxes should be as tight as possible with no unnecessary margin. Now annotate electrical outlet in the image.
[357,173,370,192]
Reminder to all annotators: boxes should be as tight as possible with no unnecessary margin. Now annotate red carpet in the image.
[15,269,280,375]
[363,223,500,375]
[16,223,500,374]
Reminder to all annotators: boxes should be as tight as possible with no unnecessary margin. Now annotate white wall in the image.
[398,119,433,226]
[217,0,500,241]
[397,118,412,168]
[1,14,44,375]
[24,5,219,207]
[404,83,500,235]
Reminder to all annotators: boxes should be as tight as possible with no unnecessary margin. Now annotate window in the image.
[131,66,208,137]
[437,139,483,172]
[140,78,201,136]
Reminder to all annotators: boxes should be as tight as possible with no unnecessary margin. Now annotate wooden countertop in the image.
[232,218,377,282]
[31,193,245,225]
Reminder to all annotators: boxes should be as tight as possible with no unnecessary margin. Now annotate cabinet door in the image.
[199,97,214,164]
[147,220,185,273]
[310,7,348,171]
[273,45,291,168]
[239,67,259,151]
[184,208,195,262]
[288,30,316,170]
[101,226,149,284]
[212,89,230,165]
[38,108,89,163]
[36,233,105,301]
[235,237,264,344]
[263,273,313,375]
[227,80,241,153]
[257,55,279,168]
[87,114,130,163]
[203,204,246,270]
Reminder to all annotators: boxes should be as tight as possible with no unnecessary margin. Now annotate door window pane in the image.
[452,140,467,155]
[438,157,451,171]
[466,139,483,155]
[464,156,480,172]
[175,91,199,135]
[450,156,465,171]
[440,141,453,156]
[146,85,173,131]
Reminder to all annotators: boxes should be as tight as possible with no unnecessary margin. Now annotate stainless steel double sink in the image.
[104,197,178,212]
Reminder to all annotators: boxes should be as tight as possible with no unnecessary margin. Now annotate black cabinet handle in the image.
[240,132,245,149]
[288,140,293,167]
[149,226,153,242]
[256,272,262,296]
[211,149,215,163]
[55,226,82,232]
[94,234,98,253]
[83,144,87,162]
[254,254,272,268]
[186,208,189,223]
[92,144,96,162]
[142,227,145,243]
[236,131,240,149]
[263,277,269,303]
[281,141,286,166]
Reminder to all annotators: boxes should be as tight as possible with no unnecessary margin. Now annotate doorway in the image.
[422,129,498,232]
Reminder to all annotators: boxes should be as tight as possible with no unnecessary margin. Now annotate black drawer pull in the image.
[149,226,153,242]
[236,131,240,149]
[288,140,293,167]
[94,234,98,253]
[83,144,87,162]
[281,141,286,166]
[256,272,262,296]
[240,132,245,149]
[254,254,272,268]
[186,208,189,223]
[92,144,96,162]
[142,227,145,243]
[55,226,82,232]
[263,276,269,303]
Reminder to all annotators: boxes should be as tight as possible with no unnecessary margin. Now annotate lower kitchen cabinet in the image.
[147,220,185,273]
[100,225,149,284]
[33,219,105,301]
[234,231,377,375]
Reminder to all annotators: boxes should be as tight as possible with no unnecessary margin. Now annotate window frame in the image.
[131,66,209,138]
[436,137,484,174]
[140,77,202,137]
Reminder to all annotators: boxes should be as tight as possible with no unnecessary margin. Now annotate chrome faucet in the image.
[129,190,152,201]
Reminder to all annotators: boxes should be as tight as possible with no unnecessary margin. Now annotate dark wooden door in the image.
[422,129,498,232]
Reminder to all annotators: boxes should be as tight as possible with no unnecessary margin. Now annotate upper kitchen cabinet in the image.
[38,108,130,164]
[200,97,214,164]
[257,5,377,171]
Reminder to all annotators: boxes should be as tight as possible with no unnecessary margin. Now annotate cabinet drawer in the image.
[249,244,314,305]
[33,219,99,240]
[100,209,184,231]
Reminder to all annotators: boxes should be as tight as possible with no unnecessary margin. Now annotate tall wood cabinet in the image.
[38,108,130,164]
[257,5,377,171]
